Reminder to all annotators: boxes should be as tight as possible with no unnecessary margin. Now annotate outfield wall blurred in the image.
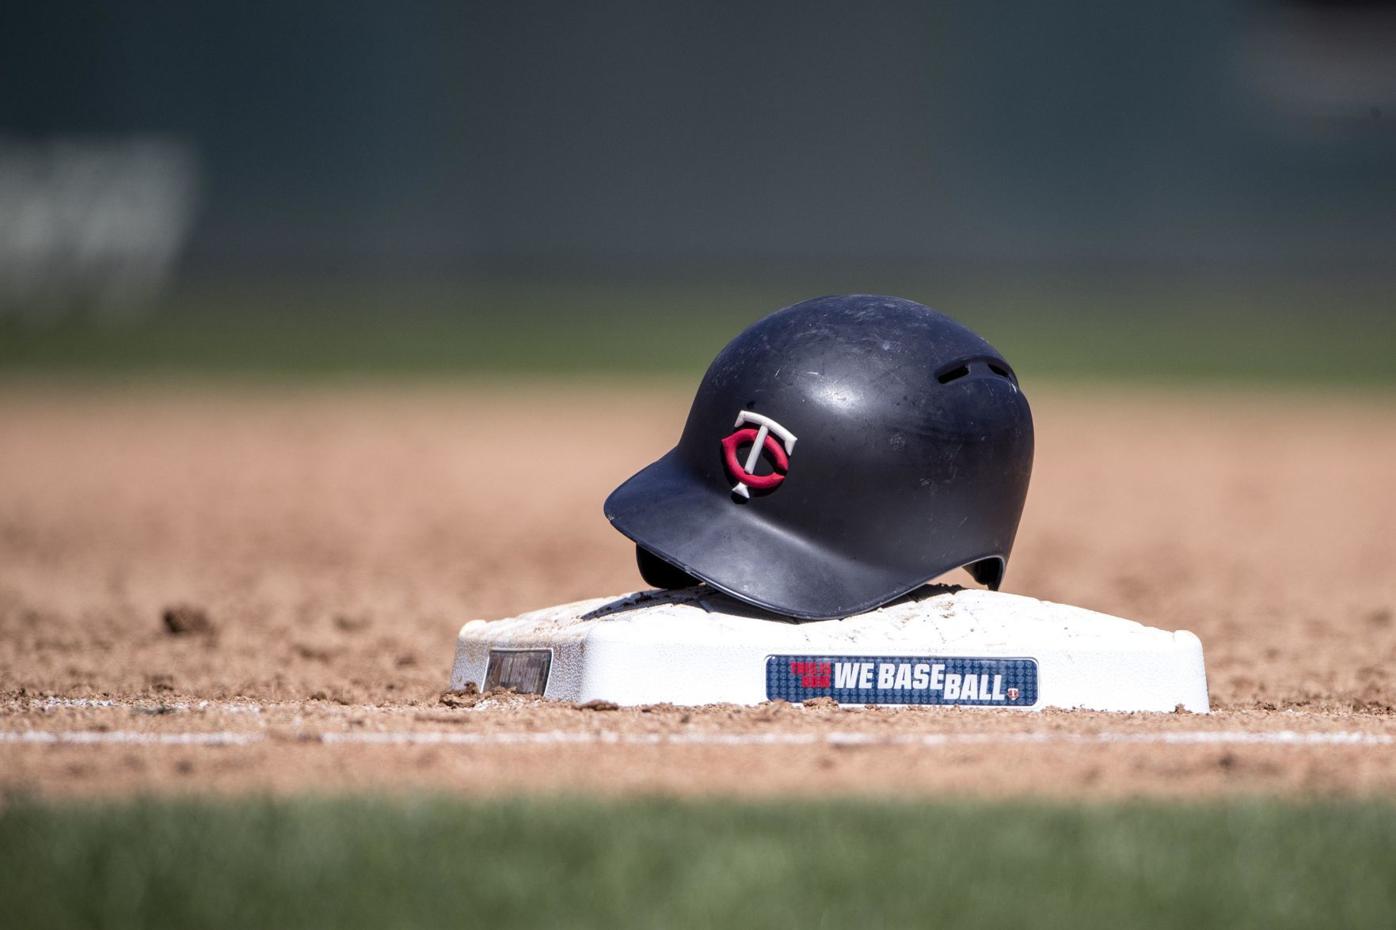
[2,1,1393,315]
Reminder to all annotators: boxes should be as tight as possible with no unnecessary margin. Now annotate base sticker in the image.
[485,649,553,696]
[766,655,1037,706]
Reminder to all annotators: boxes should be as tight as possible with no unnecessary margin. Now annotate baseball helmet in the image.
[604,294,1033,620]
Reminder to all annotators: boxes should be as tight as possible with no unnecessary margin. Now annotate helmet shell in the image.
[604,294,1033,620]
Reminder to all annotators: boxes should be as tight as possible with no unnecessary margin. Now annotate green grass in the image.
[2,796,1393,929]
[1,278,1392,386]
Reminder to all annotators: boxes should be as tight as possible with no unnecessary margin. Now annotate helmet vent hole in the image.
[987,361,1017,383]
[936,364,970,384]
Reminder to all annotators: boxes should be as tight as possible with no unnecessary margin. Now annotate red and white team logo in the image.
[720,410,797,499]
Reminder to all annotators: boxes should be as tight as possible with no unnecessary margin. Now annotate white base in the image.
[451,587,1209,713]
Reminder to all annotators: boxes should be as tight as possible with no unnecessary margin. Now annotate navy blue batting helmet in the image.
[604,294,1034,620]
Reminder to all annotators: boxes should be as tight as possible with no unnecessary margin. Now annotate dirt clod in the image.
[439,684,480,708]
[162,604,212,636]
[293,643,336,662]
[333,614,371,633]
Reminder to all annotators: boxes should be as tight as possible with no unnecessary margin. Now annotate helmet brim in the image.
[604,450,964,621]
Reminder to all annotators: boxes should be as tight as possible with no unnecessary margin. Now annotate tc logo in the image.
[721,410,798,499]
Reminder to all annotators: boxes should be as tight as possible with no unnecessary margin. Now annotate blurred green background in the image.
[5,796,1396,930]
[1,1,1392,386]
[2,277,1394,386]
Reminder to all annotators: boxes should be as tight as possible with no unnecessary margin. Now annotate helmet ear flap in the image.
[635,545,700,591]
[966,557,1005,591]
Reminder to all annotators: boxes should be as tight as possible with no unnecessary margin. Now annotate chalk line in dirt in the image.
[0,729,1391,748]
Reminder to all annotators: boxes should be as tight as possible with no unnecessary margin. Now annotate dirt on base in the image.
[1,381,1393,798]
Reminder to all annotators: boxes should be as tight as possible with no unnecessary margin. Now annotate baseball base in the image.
[451,587,1209,713]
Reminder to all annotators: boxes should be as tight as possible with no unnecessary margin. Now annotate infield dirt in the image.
[1,382,1393,798]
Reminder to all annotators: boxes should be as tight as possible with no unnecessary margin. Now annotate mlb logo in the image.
[789,661,831,688]
[1007,687,1020,701]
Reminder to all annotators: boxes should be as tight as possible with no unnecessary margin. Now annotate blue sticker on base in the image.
[766,655,1038,706]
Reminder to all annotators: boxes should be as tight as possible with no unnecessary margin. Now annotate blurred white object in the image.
[452,587,1210,713]
[0,135,199,318]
